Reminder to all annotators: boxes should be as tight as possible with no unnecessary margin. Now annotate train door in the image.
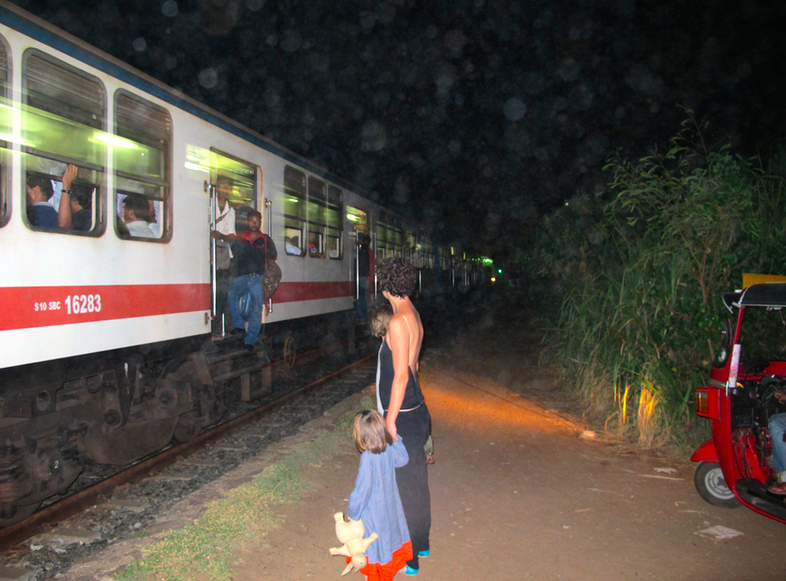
[347,206,372,320]
[208,150,257,337]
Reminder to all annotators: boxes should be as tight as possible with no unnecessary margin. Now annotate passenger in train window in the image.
[26,173,58,227]
[122,193,156,238]
[56,164,92,232]
[210,176,237,335]
[285,235,302,256]
[308,231,324,258]
[227,209,277,351]
[147,200,160,238]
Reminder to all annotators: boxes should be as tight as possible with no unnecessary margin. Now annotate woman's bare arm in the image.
[385,314,410,440]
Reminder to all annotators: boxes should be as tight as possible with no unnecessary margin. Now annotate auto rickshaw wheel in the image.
[694,462,739,508]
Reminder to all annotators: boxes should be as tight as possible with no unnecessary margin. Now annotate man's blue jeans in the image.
[356,277,369,322]
[770,412,786,478]
[228,274,264,346]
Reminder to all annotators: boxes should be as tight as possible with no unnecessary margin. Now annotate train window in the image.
[22,50,106,233]
[420,233,433,268]
[403,230,414,263]
[114,91,171,240]
[392,224,404,257]
[346,206,368,237]
[0,37,8,227]
[209,149,256,234]
[377,222,388,258]
[283,166,306,256]
[307,177,326,259]
[327,185,343,259]
[378,213,403,259]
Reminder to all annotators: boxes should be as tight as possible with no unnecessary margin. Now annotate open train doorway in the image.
[209,151,258,338]
[347,206,373,323]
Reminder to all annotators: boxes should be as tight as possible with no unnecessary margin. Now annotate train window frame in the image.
[284,226,304,256]
[21,49,107,236]
[209,148,258,238]
[307,176,327,259]
[327,185,343,260]
[114,90,172,242]
[283,166,307,257]
[378,211,404,260]
[0,34,9,228]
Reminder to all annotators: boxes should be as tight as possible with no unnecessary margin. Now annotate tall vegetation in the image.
[528,121,786,446]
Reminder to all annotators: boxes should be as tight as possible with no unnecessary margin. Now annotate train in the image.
[0,2,488,526]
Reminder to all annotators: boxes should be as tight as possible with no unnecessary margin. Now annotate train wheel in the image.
[169,360,226,444]
[284,335,297,368]
[694,462,739,508]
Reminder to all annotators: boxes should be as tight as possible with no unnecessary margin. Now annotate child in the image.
[369,303,394,416]
[346,410,413,580]
[369,305,435,466]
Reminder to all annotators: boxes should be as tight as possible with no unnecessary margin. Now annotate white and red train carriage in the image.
[0,1,476,527]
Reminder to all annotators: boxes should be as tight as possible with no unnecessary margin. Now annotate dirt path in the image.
[234,359,786,581]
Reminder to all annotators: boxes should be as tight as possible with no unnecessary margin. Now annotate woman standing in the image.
[376,258,431,575]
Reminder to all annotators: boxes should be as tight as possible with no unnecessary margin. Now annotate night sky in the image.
[10,0,786,257]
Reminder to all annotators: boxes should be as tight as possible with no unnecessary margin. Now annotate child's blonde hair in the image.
[368,303,393,338]
[353,410,393,454]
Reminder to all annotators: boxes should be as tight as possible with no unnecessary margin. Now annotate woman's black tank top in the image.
[378,339,424,412]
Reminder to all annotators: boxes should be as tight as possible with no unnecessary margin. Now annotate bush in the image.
[529,119,786,446]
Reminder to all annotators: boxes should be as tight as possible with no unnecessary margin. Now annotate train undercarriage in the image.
[0,311,362,527]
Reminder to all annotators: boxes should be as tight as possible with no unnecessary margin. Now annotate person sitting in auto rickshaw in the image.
[769,389,786,495]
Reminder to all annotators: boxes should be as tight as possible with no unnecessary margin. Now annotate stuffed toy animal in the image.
[330,512,378,576]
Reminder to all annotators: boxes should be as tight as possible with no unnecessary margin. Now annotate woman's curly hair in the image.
[376,258,417,298]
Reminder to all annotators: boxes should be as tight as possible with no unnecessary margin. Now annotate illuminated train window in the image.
[114,91,171,240]
[378,212,404,259]
[283,166,306,256]
[307,177,326,259]
[22,50,106,234]
[0,36,8,227]
[327,185,343,260]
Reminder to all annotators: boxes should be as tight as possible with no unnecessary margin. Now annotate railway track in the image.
[0,348,376,577]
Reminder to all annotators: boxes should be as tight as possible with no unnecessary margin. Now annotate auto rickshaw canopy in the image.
[724,283,786,312]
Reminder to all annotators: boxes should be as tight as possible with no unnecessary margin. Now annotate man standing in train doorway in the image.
[225,209,277,351]
[355,233,372,323]
[209,176,237,337]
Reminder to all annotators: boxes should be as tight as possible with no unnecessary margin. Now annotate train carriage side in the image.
[0,21,213,369]
[0,5,364,526]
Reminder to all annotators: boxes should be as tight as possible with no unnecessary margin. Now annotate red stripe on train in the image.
[274,281,353,303]
[0,281,354,331]
[0,284,212,331]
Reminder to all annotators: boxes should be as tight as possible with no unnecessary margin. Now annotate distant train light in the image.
[93,132,138,149]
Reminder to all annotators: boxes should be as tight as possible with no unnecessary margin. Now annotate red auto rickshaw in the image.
[692,280,786,523]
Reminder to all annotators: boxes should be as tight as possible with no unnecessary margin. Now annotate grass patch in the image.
[117,395,374,581]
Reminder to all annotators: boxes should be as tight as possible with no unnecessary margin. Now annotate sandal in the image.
[768,482,786,495]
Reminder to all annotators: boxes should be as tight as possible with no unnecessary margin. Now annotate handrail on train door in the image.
[354,228,360,301]
[207,181,219,326]
[266,197,273,314]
